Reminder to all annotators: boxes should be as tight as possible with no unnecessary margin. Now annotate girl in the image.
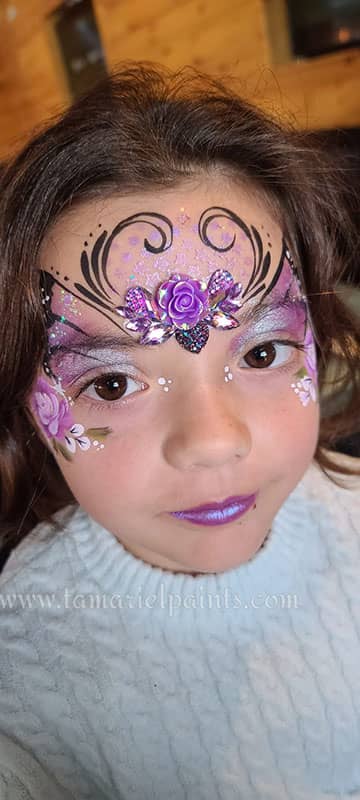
[0,64,359,800]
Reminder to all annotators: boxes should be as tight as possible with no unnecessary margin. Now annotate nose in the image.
[162,381,251,471]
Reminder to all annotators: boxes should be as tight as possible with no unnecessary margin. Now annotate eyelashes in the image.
[72,369,146,412]
[78,373,145,407]
[240,339,306,370]
[68,337,307,412]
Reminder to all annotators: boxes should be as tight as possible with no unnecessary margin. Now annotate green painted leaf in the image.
[85,427,112,440]
[294,367,308,380]
[53,439,72,462]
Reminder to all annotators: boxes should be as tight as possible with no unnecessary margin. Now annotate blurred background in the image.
[1,0,360,155]
[0,0,359,458]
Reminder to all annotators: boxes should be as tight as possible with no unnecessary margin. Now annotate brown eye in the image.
[244,343,277,369]
[93,374,128,401]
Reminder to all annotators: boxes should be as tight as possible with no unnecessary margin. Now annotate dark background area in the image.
[287,0,360,58]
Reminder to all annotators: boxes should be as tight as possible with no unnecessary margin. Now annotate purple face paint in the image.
[291,322,318,406]
[47,328,144,391]
[40,206,299,360]
[50,347,134,388]
[40,207,315,425]
[228,298,307,356]
[30,376,112,461]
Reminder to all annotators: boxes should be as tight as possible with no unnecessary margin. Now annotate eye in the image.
[241,341,297,370]
[79,373,144,403]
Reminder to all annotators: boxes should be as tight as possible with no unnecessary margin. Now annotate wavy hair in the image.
[0,63,359,548]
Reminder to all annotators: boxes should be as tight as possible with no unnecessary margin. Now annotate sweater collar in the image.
[68,468,327,633]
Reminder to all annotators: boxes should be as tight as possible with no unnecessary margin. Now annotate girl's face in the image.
[31,179,320,574]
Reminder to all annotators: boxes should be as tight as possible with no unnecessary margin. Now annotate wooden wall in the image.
[1,0,360,159]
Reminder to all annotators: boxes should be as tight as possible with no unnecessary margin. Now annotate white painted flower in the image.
[292,375,317,407]
[64,424,91,453]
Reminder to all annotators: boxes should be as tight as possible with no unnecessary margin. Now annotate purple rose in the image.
[31,378,74,440]
[156,274,209,329]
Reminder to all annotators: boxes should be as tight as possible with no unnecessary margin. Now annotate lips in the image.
[169,494,257,527]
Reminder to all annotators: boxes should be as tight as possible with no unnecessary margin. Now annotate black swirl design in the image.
[75,212,173,307]
[198,206,287,303]
[41,206,295,359]
[41,272,85,340]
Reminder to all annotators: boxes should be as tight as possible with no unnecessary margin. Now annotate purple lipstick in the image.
[169,494,257,527]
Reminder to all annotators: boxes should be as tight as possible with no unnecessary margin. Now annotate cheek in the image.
[53,363,321,532]
[256,380,320,477]
[55,423,156,518]
[282,400,320,454]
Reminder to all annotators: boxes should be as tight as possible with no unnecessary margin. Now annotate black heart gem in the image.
[175,321,209,353]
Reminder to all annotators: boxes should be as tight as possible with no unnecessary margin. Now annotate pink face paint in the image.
[303,324,317,382]
[30,377,112,461]
[40,207,301,361]
[291,373,317,406]
[291,322,318,406]
[228,298,307,358]
[48,340,136,388]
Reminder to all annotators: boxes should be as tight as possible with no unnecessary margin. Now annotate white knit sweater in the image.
[0,456,359,800]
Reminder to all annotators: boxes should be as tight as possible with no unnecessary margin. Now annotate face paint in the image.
[40,206,304,360]
[157,377,173,392]
[38,206,314,426]
[33,184,321,576]
[177,207,190,226]
[116,267,247,353]
[224,366,233,382]
[228,297,307,358]
[30,376,112,461]
[291,323,318,407]
[291,374,317,406]
[39,204,315,416]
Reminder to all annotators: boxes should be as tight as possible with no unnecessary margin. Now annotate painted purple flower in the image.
[31,377,74,440]
[156,275,209,329]
[291,369,317,407]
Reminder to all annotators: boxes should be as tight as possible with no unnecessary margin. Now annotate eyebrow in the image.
[48,296,306,366]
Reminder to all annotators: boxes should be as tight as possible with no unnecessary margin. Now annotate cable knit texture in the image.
[0,456,359,799]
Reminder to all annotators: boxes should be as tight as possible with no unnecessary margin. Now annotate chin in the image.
[183,543,264,575]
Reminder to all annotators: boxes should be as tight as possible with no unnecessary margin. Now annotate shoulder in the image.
[0,733,74,799]
[0,504,87,590]
[303,451,360,495]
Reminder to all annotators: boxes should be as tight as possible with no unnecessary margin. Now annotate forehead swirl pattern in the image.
[40,206,304,357]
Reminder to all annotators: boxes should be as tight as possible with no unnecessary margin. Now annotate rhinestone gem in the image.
[175,321,209,353]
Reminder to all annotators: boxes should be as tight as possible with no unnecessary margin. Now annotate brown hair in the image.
[0,63,359,549]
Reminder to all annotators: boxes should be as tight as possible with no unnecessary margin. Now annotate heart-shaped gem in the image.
[175,321,209,353]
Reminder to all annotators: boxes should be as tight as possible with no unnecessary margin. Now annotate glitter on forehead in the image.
[105,214,259,293]
[49,325,66,346]
[61,290,81,319]
[41,273,82,349]
[41,207,305,360]
[177,207,190,226]
[42,281,83,350]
